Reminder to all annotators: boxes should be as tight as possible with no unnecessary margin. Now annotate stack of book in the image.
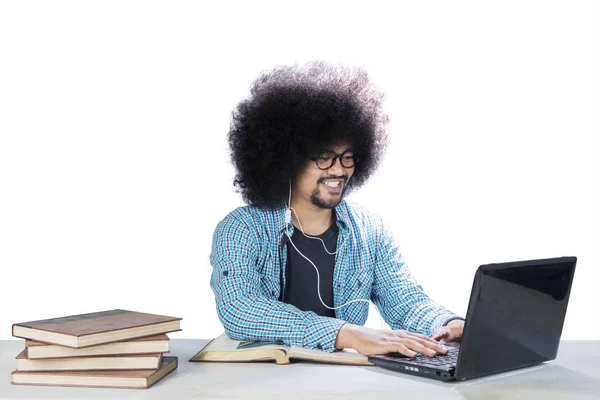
[10,309,182,389]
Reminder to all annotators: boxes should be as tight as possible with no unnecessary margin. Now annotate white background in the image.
[0,1,597,341]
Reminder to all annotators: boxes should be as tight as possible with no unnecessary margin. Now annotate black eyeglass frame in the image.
[308,149,359,170]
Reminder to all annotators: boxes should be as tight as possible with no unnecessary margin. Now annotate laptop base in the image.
[368,355,455,381]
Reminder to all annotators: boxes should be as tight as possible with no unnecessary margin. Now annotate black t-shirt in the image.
[283,222,338,318]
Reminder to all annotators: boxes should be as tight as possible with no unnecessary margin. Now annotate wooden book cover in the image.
[11,356,178,389]
[190,333,372,366]
[12,310,181,348]
[16,350,162,371]
[25,334,170,359]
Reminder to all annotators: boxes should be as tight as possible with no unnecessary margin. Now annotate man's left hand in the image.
[432,319,464,343]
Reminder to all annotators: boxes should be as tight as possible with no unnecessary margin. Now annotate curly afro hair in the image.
[228,61,389,208]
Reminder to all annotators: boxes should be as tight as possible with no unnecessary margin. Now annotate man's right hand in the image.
[335,324,448,357]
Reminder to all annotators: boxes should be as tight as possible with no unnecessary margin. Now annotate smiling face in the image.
[293,143,355,210]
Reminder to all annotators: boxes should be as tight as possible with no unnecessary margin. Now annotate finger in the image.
[421,341,448,354]
[414,336,449,354]
[439,326,462,341]
[393,339,439,357]
[395,330,448,352]
[443,331,460,342]
[432,329,447,341]
[433,327,454,340]
[389,343,417,358]
[396,330,440,345]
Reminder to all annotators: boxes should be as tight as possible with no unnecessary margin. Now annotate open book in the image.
[190,333,373,366]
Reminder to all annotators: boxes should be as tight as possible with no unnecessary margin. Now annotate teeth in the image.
[324,181,340,188]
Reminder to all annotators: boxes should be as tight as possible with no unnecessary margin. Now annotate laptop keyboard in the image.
[383,347,459,369]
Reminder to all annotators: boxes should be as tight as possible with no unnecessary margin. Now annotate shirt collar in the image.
[333,200,350,231]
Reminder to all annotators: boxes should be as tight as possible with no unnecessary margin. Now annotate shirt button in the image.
[316,344,323,350]
[271,290,275,296]
[222,270,228,277]
[357,281,362,288]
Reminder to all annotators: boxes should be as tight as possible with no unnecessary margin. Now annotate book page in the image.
[190,333,291,364]
[237,339,288,351]
[204,333,290,352]
[287,346,373,366]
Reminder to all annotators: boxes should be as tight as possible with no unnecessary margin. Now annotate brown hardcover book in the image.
[190,333,373,366]
[12,310,181,348]
[11,356,178,389]
[16,350,162,371]
[25,334,170,359]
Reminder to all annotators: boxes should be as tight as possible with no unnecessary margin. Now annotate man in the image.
[210,61,464,357]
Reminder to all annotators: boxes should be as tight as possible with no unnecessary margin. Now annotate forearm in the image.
[376,290,459,336]
[216,294,346,352]
[373,232,460,335]
[400,299,459,336]
[208,213,349,350]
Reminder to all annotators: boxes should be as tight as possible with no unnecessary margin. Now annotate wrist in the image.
[443,317,465,327]
[447,319,464,328]
[335,323,358,350]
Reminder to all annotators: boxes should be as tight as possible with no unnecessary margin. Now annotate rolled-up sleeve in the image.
[370,220,460,336]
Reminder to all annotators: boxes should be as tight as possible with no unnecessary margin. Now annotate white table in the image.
[1,339,599,399]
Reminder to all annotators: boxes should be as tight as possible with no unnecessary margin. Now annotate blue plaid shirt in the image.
[210,200,460,352]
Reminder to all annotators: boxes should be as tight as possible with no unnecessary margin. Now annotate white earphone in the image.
[283,179,371,311]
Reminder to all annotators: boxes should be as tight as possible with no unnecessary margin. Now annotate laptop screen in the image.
[455,257,576,380]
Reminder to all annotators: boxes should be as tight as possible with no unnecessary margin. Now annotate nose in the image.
[327,156,345,176]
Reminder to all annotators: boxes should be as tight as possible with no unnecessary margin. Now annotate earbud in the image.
[285,209,292,224]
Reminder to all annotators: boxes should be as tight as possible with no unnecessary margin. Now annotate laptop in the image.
[368,256,577,381]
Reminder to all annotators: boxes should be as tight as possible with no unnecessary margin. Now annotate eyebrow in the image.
[319,148,355,153]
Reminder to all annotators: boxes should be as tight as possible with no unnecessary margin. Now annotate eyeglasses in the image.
[308,150,359,170]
